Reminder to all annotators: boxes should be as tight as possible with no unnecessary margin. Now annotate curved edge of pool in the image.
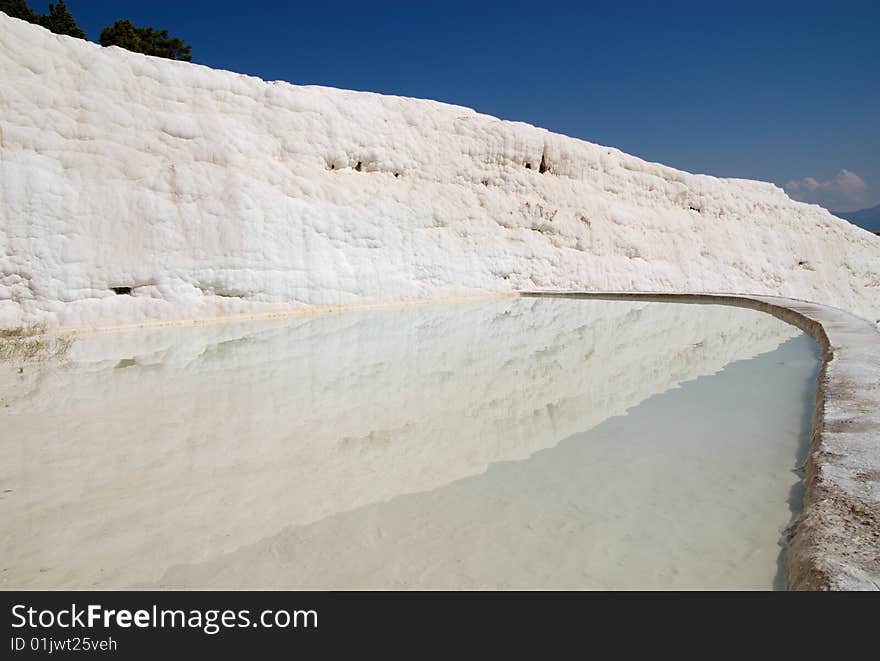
[521,291,880,592]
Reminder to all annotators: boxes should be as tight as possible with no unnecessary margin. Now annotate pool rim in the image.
[522,291,880,592]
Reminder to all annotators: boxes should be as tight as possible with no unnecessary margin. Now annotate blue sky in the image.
[47,0,880,211]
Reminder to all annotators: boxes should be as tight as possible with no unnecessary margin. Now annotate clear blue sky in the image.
[47,1,880,211]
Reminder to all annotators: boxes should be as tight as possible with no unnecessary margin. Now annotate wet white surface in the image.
[0,298,818,589]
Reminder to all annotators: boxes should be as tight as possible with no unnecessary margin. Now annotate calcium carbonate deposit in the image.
[1,13,879,329]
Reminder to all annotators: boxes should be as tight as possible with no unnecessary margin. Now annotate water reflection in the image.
[0,298,816,589]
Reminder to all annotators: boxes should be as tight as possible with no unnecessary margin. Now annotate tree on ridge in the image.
[39,1,85,39]
[1,0,86,39]
[100,19,192,61]
[0,0,36,22]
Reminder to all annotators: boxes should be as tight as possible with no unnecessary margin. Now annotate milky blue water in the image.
[0,298,819,589]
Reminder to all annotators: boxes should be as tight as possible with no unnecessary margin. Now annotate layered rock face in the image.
[1,13,879,328]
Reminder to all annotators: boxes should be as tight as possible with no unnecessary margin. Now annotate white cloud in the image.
[784,169,869,211]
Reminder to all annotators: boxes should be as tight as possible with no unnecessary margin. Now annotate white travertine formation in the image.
[1,13,879,329]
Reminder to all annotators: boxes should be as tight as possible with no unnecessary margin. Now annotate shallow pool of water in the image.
[0,298,819,589]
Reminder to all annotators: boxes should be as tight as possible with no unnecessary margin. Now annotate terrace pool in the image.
[0,297,820,589]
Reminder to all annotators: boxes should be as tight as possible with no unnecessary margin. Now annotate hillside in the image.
[833,204,880,233]
[1,12,879,329]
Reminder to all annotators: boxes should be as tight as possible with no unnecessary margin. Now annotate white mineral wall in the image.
[1,14,879,328]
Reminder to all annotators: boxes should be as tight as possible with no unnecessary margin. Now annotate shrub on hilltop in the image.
[100,19,192,61]
[1,0,85,38]
[1,2,193,60]
[0,0,36,22]
[39,1,85,38]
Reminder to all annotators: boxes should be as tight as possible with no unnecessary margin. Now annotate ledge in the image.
[521,291,880,591]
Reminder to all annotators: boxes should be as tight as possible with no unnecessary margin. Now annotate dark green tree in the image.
[0,0,37,22]
[98,19,141,52]
[139,27,191,61]
[39,1,85,39]
[100,19,192,61]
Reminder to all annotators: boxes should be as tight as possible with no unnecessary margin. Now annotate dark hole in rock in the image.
[524,162,532,170]
[355,161,363,172]
[394,173,400,178]
[539,150,550,174]
[111,286,132,295]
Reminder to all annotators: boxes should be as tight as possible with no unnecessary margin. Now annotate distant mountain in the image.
[833,204,880,233]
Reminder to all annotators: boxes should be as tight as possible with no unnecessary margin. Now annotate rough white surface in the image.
[756,295,880,591]
[1,13,879,329]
